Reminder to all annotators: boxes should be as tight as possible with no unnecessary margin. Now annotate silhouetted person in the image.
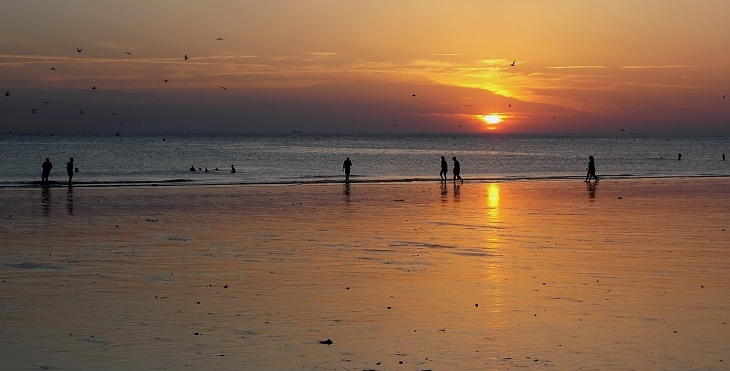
[41,158,52,183]
[343,157,352,182]
[189,165,196,171]
[678,153,682,161]
[66,158,74,184]
[452,157,463,182]
[230,165,236,173]
[440,156,448,181]
[723,153,726,161]
[585,155,599,182]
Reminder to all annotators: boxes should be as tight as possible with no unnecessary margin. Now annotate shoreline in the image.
[2,173,730,189]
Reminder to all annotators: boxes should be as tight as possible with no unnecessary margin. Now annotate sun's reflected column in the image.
[486,183,500,243]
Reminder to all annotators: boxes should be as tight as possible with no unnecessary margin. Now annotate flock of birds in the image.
[4,53,727,132]
[4,38,232,131]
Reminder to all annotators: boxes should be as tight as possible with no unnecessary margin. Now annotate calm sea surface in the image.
[1,133,729,187]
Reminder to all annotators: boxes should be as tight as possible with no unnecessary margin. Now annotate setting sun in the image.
[482,114,502,125]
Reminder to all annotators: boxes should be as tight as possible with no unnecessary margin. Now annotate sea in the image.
[1,133,729,187]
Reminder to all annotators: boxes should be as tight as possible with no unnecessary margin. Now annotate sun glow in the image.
[482,114,502,125]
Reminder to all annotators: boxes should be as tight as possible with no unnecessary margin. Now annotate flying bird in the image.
[50,67,56,71]
[116,131,119,136]
[411,94,416,97]
[221,87,227,90]
[164,79,168,83]
[125,51,132,55]
[216,37,224,40]
[77,48,82,53]
[32,109,37,114]
[511,60,516,66]
[112,112,117,116]
[553,116,556,119]
[91,86,96,90]
[80,109,85,114]
[43,101,49,104]
[184,55,189,60]
[4,91,8,96]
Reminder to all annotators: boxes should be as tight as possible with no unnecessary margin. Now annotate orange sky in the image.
[1,1,729,134]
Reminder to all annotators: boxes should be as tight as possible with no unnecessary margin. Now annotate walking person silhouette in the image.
[66,158,74,184]
[452,157,463,183]
[584,155,599,183]
[41,158,52,183]
[342,157,352,182]
[440,156,448,181]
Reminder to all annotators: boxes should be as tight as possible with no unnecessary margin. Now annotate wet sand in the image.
[1,178,729,370]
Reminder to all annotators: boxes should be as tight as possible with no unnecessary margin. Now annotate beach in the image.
[1,178,729,370]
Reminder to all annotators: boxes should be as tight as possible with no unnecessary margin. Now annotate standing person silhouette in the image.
[41,158,52,183]
[66,158,74,184]
[585,155,599,183]
[342,157,352,183]
[440,156,448,181]
[723,153,725,161]
[452,156,463,183]
[678,153,682,161]
[230,165,236,173]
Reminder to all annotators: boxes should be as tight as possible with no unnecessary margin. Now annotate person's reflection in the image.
[587,181,596,201]
[453,182,461,202]
[440,181,448,202]
[343,183,351,203]
[66,185,74,215]
[41,185,51,217]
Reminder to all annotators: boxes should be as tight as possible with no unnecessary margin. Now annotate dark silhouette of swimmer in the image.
[678,153,682,161]
[584,155,599,182]
[440,156,448,181]
[189,165,196,171]
[41,158,52,183]
[452,157,463,182]
[66,157,74,184]
[343,157,352,182]
[230,165,236,173]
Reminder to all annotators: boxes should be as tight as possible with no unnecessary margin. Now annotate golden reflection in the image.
[485,183,500,245]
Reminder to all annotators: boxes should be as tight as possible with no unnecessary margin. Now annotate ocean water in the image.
[1,133,729,187]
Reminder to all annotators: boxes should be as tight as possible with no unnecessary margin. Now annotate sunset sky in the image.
[1,1,729,134]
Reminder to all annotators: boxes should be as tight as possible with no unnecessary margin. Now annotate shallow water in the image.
[2,133,729,186]
[1,179,728,370]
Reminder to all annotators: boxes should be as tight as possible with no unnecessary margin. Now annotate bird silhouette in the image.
[32,109,37,114]
[464,104,472,107]
[221,87,227,90]
[621,128,624,131]
[553,116,556,119]
[77,48,82,53]
[91,86,96,90]
[50,67,56,71]
[511,60,516,66]
[116,131,119,136]
[43,101,49,104]
[509,104,511,107]
[80,109,85,114]
[216,37,224,40]
[411,94,416,97]
[112,112,117,115]
[164,79,168,83]
[458,125,462,127]
[4,91,8,96]
[125,51,132,55]
[184,55,189,60]
[393,124,397,126]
